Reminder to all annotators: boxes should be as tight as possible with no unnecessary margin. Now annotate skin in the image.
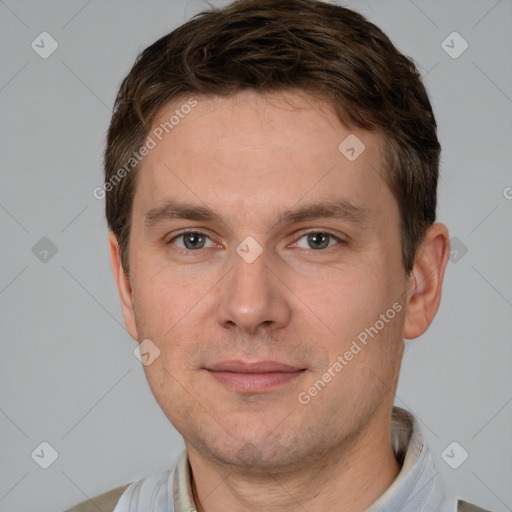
[109,89,450,512]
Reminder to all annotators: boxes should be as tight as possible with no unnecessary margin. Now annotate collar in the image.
[366,406,449,511]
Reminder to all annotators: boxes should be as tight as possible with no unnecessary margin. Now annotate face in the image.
[112,89,412,472]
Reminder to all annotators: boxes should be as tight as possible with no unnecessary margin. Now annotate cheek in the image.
[130,269,213,375]
[131,264,202,336]
[316,268,392,330]
[310,264,405,364]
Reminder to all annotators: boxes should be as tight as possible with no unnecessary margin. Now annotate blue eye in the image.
[166,231,342,253]
[169,232,215,250]
[295,232,341,250]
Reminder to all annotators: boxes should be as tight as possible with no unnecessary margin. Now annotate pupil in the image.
[308,233,328,249]
[185,233,204,249]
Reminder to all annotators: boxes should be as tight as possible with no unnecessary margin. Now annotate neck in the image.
[188,407,401,512]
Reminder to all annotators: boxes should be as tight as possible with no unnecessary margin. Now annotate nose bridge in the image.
[215,242,291,333]
[231,246,270,297]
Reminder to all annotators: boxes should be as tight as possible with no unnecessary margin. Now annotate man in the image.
[69,0,491,510]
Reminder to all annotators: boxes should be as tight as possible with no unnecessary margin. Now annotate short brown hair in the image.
[104,0,440,275]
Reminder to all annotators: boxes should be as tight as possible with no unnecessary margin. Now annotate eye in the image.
[293,232,342,250]
[168,231,216,250]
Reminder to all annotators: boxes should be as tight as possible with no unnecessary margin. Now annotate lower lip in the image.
[208,370,304,393]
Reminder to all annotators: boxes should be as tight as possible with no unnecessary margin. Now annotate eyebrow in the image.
[144,198,369,229]
[144,201,224,227]
[274,200,368,227]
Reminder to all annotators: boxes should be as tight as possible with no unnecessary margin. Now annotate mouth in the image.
[204,360,307,393]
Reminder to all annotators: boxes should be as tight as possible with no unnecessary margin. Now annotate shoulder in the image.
[63,484,131,512]
[457,499,493,512]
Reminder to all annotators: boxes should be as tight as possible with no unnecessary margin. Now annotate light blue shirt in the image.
[112,407,459,512]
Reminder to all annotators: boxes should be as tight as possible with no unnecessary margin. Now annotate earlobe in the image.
[108,232,139,341]
[403,223,450,340]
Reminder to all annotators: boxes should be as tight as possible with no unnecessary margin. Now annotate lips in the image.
[205,360,306,393]
[207,360,303,373]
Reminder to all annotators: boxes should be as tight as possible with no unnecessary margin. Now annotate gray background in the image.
[0,1,511,511]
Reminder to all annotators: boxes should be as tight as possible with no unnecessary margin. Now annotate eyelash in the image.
[166,230,344,253]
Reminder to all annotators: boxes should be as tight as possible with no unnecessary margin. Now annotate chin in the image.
[188,422,320,474]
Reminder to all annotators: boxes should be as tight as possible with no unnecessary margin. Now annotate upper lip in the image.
[206,360,304,373]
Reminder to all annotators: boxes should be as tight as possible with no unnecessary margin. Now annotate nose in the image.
[214,246,292,336]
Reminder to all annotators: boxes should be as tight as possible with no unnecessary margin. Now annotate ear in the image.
[403,223,450,340]
[109,232,139,341]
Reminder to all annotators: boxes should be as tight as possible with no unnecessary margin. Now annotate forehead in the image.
[133,89,395,228]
